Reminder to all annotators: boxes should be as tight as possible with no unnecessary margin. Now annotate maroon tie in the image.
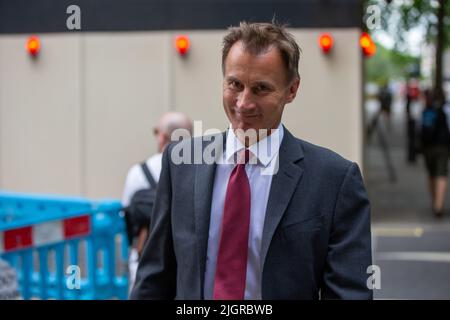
[213,149,251,300]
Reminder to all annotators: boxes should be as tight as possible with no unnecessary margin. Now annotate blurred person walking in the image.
[367,82,393,138]
[420,89,450,217]
[405,79,421,164]
[378,83,393,130]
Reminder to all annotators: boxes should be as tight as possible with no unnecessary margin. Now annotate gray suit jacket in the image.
[130,127,373,300]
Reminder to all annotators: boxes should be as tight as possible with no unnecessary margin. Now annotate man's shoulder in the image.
[291,136,354,171]
[147,153,162,163]
[286,136,361,191]
[125,155,157,185]
[125,163,143,180]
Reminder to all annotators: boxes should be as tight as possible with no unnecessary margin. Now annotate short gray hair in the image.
[222,21,301,82]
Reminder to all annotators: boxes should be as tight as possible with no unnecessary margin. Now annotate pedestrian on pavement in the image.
[420,89,450,217]
[405,79,421,164]
[378,82,393,130]
[367,82,393,140]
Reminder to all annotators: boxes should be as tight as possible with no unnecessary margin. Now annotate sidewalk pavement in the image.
[365,97,450,299]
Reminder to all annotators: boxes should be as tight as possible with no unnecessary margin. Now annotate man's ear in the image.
[286,78,300,103]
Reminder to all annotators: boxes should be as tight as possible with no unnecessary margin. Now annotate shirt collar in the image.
[225,123,284,167]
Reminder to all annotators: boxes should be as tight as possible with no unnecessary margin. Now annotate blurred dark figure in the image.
[405,79,420,163]
[366,82,397,183]
[367,82,392,138]
[420,89,450,217]
[378,83,393,129]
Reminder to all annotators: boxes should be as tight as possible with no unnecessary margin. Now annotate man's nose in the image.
[236,88,256,110]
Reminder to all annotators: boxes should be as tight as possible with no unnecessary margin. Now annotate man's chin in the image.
[233,124,260,133]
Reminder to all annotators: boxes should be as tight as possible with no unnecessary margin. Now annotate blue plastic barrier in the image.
[0,191,129,300]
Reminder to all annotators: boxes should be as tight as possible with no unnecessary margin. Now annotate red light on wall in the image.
[319,34,333,53]
[27,36,41,57]
[175,35,190,56]
[360,32,376,57]
[366,41,377,57]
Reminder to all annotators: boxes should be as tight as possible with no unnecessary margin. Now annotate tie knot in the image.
[237,149,251,165]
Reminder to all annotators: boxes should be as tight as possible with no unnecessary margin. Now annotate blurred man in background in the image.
[122,111,193,292]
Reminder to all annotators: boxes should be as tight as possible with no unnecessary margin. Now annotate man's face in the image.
[223,41,300,139]
[153,127,169,153]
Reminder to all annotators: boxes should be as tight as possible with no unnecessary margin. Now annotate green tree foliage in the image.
[366,0,449,49]
[366,41,420,85]
[366,0,449,101]
[396,0,449,47]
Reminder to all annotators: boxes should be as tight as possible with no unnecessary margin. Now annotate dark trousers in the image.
[407,118,417,163]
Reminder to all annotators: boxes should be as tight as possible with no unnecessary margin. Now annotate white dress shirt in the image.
[204,124,284,300]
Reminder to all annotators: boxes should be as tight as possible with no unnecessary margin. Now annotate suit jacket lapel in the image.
[260,128,304,269]
[194,132,225,297]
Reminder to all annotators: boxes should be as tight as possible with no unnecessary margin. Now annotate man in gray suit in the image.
[131,21,373,300]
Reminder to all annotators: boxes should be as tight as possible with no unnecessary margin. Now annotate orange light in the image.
[319,34,333,53]
[360,32,376,57]
[175,35,190,56]
[27,36,40,56]
[366,41,377,56]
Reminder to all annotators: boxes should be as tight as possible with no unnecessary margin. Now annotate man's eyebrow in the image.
[254,80,275,88]
[225,75,240,82]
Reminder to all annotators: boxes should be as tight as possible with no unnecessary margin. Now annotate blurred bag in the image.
[123,162,157,246]
[421,106,450,149]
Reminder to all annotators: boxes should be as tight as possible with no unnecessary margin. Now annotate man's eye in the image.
[254,85,268,93]
[229,81,241,89]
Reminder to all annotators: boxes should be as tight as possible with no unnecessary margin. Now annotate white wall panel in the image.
[0,34,82,195]
[83,32,169,198]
